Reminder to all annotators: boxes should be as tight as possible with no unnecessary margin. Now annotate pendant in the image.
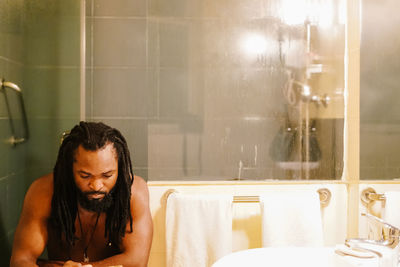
[84,252,89,263]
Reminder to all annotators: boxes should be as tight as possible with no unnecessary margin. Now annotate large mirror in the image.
[360,0,400,180]
[86,0,346,181]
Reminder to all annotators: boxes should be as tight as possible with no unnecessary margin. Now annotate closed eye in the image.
[103,171,115,178]
[78,171,91,179]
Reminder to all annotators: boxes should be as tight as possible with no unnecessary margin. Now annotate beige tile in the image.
[85,0,92,16]
[93,18,146,67]
[93,0,146,17]
[147,19,159,68]
[92,68,157,117]
[149,0,266,18]
[99,119,149,168]
[158,68,204,118]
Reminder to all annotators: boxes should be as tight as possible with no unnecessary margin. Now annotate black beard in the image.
[76,187,114,212]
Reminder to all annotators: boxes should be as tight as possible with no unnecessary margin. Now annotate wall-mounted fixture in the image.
[360,187,386,206]
[0,78,29,146]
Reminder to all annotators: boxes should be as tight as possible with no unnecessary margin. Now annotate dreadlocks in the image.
[50,121,134,247]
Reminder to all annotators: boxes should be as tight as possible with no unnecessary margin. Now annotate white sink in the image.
[212,247,380,267]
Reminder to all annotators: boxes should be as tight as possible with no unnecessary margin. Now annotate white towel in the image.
[383,191,400,229]
[166,193,233,267]
[260,191,324,247]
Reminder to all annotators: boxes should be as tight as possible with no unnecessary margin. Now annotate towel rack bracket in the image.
[361,187,386,206]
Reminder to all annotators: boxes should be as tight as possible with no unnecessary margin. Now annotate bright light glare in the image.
[280,0,308,25]
[280,0,339,27]
[302,85,311,96]
[242,33,268,56]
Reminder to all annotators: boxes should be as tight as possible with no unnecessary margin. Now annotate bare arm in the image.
[88,176,153,267]
[10,175,53,267]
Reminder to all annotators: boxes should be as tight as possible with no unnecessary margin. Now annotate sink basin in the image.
[211,247,380,267]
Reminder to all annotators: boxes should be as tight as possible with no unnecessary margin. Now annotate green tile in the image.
[25,118,80,183]
[8,137,27,173]
[0,0,9,58]
[0,89,8,118]
[24,0,80,67]
[0,119,11,177]
[6,62,23,89]
[0,235,11,267]
[0,178,8,231]
[6,0,24,63]
[6,173,25,231]
[24,68,80,118]
[26,118,63,168]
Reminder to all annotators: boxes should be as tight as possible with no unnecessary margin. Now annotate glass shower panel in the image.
[86,0,345,181]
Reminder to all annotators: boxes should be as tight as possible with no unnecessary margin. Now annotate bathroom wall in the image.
[23,1,81,183]
[360,0,400,180]
[147,183,348,267]
[85,0,345,181]
[0,0,28,265]
[0,1,81,264]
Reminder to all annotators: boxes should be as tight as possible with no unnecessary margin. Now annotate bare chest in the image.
[47,216,120,262]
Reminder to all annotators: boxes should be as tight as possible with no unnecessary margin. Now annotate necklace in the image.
[77,211,101,263]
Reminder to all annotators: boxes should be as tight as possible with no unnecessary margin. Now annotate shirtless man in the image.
[10,121,153,267]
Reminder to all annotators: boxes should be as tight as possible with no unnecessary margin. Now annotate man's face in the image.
[72,143,119,212]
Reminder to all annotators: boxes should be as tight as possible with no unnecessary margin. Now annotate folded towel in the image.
[166,193,233,267]
[260,191,323,247]
[383,191,400,229]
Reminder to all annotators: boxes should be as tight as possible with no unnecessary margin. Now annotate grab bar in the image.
[164,188,331,207]
[0,78,29,146]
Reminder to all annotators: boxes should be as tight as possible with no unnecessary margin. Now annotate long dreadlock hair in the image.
[50,121,134,247]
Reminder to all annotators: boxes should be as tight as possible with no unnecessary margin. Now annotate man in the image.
[10,122,153,267]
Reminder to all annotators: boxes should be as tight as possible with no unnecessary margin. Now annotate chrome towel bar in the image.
[164,188,331,207]
[233,188,331,207]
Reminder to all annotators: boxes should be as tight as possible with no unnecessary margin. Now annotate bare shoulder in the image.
[24,173,53,218]
[27,173,53,200]
[130,175,150,205]
[132,175,148,191]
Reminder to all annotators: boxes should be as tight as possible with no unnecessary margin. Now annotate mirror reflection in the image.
[85,0,345,181]
[360,0,400,180]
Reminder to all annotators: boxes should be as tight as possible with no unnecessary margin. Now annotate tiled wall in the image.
[23,1,81,183]
[85,0,344,181]
[0,0,28,265]
[0,1,81,264]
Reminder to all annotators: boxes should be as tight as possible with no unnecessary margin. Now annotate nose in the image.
[89,178,103,192]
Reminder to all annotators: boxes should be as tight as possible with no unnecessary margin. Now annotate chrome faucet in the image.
[346,213,400,249]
